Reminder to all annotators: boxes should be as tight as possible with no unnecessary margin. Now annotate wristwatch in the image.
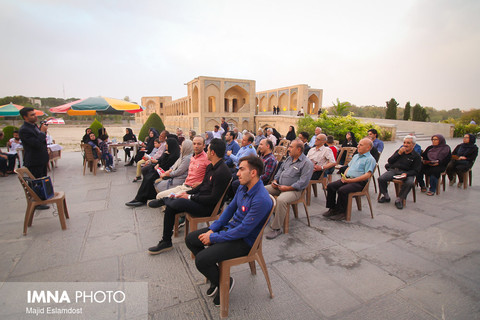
[188,195,192,200]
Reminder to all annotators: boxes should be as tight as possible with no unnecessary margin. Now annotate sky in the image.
[1,0,479,110]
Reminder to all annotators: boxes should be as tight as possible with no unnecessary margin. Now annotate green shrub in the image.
[0,125,18,147]
[89,119,104,137]
[442,118,480,137]
[297,112,378,142]
[139,113,165,142]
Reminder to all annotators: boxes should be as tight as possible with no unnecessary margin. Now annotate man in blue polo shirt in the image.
[185,155,273,306]
[324,138,376,221]
[224,131,240,167]
[226,133,257,170]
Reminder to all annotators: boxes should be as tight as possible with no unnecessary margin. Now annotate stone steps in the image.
[396,131,431,141]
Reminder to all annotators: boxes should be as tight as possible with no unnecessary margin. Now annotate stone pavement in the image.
[0,138,479,319]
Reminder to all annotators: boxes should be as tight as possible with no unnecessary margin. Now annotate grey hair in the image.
[404,135,416,144]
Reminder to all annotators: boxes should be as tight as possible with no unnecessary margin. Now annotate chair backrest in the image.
[266,162,280,185]
[209,178,233,218]
[82,144,96,161]
[339,147,357,166]
[15,167,44,202]
[273,146,287,162]
[278,139,290,148]
[246,195,276,258]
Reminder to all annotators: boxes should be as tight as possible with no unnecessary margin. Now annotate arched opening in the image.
[225,85,249,113]
[259,96,267,112]
[278,93,288,112]
[242,120,249,130]
[192,86,199,113]
[268,95,277,112]
[308,94,319,114]
[208,96,216,112]
[224,98,229,112]
[290,92,297,111]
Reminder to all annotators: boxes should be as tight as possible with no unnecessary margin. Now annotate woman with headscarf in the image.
[123,128,137,161]
[286,126,296,141]
[153,139,193,195]
[338,131,358,164]
[82,128,93,144]
[126,128,159,166]
[446,133,478,187]
[126,138,180,207]
[417,134,451,196]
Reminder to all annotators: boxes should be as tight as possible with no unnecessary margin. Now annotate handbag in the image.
[25,176,55,200]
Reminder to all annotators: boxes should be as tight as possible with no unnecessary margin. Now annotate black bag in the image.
[25,176,54,200]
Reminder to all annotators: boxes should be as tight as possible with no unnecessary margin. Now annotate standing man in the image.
[148,138,231,254]
[324,138,376,221]
[224,131,240,167]
[306,134,336,180]
[265,139,313,239]
[212,125,224,139]
[185,155,273,306]
[18,108,50,178]
[308,127,322,147]
[368,129,384,153]
[298,132,311,155]
[220,117,229,138]
[378,135,421,209]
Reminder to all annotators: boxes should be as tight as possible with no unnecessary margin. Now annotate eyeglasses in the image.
[431,138,439,141]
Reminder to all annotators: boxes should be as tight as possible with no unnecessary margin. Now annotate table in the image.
[15,145,62,170]
[108,142,139,165]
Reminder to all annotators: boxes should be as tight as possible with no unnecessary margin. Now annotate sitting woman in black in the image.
[417,134,451,196]
[123,128,137,161]
[82,128,93,144]
[126,138,180,207]
[126,128,159,166]
[338,131,358,165]
[446,133,478,187]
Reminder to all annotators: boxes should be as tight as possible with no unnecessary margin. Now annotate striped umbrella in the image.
[67,96,144,115]
[0,103,45,117]
[49,99,85,114]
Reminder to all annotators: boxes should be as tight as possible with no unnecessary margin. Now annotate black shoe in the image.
[36,205,50,210]
[124,161,134,167]
[206,282,217,297]
[213,277,235,306]
[322,208,338,217]
[395,200,403,210]
[148,240,173,255]
[125,200,146,207]
[148,198,165,208]
[378,196,390,203]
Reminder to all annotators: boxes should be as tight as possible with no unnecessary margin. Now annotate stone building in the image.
[136,76,323,135]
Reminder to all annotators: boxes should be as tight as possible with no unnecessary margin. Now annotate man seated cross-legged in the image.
[148,138,231,254]
[324,138,376,221]
[185,155,273,306]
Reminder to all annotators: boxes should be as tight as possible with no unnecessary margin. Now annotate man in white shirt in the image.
[266,128,277,146]
[306,134,336,181]
[212,125,224,139]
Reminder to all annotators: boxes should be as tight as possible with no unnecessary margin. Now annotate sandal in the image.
[420,187,427,193]
[426,191,435,196]
[132,176,142,182]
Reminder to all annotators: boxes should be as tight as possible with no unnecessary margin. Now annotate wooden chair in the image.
[426,171,447,195]
[82,144,100,175]
[371,163,381,193]
[218,195,276,318]
[462,169,473,189]
[306,171,327,206]
[335,147,357,170]
[15,167,69,235]
[273,146,287,162]
[278,139,290,148]
[281,188,310,234]
[345,178,373,222]
[181,179,233,240]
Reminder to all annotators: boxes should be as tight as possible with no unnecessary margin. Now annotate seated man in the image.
[254,128,265,147]
[265,139,313,239]
[368,128,384,153]
[212,125,224,139]
[7,130,23,164]
[324,138,376,221]
[306,133,336,181]
[224,131,240,167]
[148,138,231,254]
[298,131,310,155]
[266,128,277,146]
[148,136,209,208]
[257,139,277,184]
[308,127,322,147]
[378,135,421,209]
[185,155,273,306]
[226,133,257,170]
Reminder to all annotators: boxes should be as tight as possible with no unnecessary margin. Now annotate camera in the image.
[40,120,48,126]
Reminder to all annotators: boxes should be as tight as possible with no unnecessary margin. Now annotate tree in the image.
[138,113,165,141]
[331,98,351,116]
[403,101,411,120]
[385,98,398,119]
[412,103,429,122]
[89,119,104,137]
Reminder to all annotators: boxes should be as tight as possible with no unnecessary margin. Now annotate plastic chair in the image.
[306,173,327,206]
[335,147,357,170]
[278,139,290,148]
[345,178,373,221]
[82,144,101,175]
[218,195,276,318]
[15,167,69,235]
[273,146,287,162]
[280,188,310,234]
[462,169,473,189]
[426,171,447,195]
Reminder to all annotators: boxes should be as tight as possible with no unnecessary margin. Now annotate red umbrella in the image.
[49,99,85,114]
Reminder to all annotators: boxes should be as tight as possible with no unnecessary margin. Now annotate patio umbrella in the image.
[67,96,144,115]
[0,103,45,117]
[49,99,85,114]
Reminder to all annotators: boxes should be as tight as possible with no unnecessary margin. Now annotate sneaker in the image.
[378,196,390,203]
[105,167,111,173]
[265,228,282,240]
[148,240,173,255]
[213,277,235,307]
[178,216,186,228]
[206,282,217,297]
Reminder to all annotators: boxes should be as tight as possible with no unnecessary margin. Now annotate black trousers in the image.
[162,198,212,242]
[446,160,472,182]
[134,166,159,202]
[326,179,367,213]
[185,227,251,287]
[27,164,47,178]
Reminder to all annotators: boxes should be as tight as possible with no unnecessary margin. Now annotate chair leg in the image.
[442,174,446,192]
[219,265,231,318]
[174,214,180,238]
[306,184,312,206]
[292,204,299,219]
[56,200,67,230]
[303,201,311,227]
[365,194,374,219]
[283,207,290,234]
[23,203,35,235]
[312,183,318,197]
[373,175,378,193]
[412,185,416,203]
[256,251,274,298]
[346,195,353,222]
[355,196,362,211]
[248,261,256,275]
[28,204,36,227]
[63,198,69,219]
